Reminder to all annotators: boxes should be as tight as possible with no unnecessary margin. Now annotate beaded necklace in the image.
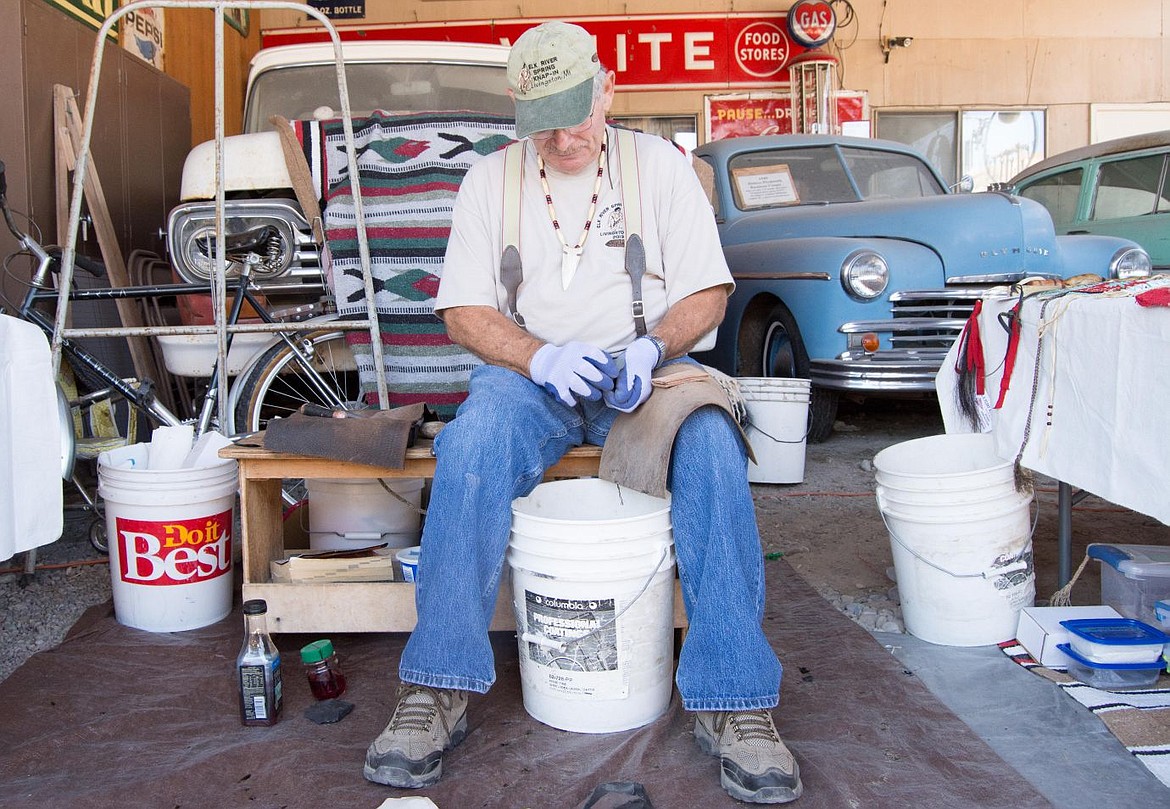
[537,135,607,289]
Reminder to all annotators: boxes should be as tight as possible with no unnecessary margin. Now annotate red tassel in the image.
[994,302,1022,409]
[957,300,985,395]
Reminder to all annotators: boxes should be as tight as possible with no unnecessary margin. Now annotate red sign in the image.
[115,510,232,586]
[706,91,869,141]
[262,14,810,89]
[786,1,836,48]
[708,96,791,140]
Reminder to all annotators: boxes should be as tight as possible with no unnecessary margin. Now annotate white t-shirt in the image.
[435,126,733,354]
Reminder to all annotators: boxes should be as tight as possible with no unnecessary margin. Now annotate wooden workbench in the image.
[219,442,687,634]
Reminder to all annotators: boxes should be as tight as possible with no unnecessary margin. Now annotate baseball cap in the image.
[508,21,601,139]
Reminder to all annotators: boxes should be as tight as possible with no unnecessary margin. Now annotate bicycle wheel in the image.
[231,330,363,434]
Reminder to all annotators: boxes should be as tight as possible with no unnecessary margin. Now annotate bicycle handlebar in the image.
[1,157,106,278]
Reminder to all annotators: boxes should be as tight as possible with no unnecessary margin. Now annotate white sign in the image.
[122,7,164,70]
[732,164,801,208]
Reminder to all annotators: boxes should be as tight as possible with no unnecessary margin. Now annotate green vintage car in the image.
[1007,130,1170,274]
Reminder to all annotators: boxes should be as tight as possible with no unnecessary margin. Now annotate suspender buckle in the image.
[631,300,644,318]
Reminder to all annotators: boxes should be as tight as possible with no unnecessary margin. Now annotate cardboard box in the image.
[1015,605,1122,667]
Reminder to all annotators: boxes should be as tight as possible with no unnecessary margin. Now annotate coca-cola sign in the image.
[115,510,233,586]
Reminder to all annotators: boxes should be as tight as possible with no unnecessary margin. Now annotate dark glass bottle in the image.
[237,599,283,726]
[300,638,347,700]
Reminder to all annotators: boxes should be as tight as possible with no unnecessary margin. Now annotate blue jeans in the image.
[398,362,782,712]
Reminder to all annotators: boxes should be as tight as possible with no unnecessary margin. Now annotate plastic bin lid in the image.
[1060,618,1170,646]
[1055,643,1165,670]
[1087,543,1170,579]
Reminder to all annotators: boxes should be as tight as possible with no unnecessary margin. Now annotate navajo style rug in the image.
[293,111,517,419]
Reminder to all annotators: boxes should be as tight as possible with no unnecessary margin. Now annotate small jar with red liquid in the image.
[300,639,347,700]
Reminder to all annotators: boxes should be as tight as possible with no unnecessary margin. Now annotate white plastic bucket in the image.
[873,433,1035,646]
[306,477,423,551]
[873,433,1016,495]
[508,479,675,734]
[740,377,810,484]
[97,444,237,632]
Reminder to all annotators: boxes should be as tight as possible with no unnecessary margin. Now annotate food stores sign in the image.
[262,13,810,89]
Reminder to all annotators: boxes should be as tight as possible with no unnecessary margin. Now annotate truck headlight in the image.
[167,199,309,283]
[1110,247,1151,279]
[841,250,889,300]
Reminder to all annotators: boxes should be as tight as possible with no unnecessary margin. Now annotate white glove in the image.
[529,342,618,408]
[604,335,662,413]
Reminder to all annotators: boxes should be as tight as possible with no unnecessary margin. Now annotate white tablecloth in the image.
[1,314,63,561]
[937,277,1170,527]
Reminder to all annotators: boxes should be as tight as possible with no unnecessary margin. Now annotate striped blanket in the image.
[999,639,1170,786]
[293,111,516,418]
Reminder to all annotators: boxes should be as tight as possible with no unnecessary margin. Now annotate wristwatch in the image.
[644,333,668,367]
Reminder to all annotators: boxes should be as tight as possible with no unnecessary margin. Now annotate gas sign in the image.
[786,0,837,49]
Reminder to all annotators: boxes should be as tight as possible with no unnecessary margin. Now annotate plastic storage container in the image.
[1056,643,1164,691]
[1088,544,1170,624]
[1060,618,1169,664]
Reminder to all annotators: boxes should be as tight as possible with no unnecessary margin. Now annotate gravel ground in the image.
[1,502,112,683]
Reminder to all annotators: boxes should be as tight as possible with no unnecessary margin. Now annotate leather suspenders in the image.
[499,128,647,337]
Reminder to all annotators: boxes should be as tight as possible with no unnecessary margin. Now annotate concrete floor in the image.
[879,632,1168,807]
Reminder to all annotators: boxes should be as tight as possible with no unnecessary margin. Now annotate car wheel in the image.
[755,303,837,444]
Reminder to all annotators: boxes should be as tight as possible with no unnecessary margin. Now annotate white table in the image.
[936,277,1170,584]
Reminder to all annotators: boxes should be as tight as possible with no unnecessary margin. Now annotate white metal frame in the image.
[51,0,388,428]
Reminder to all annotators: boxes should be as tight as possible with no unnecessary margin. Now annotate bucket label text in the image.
[115,509,233,585]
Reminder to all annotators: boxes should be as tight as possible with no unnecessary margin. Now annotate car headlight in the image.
[1110,247,1151,279]
[840,250,889,300]
[167,199,308,283]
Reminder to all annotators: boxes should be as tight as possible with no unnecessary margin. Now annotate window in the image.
[873,112,957,185]
[876,109,1045,191]
[611,116,697,155]
[1016,169,1083,226]
[961,111,1045,192]
[1091,154,1170,220]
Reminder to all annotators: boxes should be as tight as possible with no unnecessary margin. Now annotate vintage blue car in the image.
[690,134,1152,442]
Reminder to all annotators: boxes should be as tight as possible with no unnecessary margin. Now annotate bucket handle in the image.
[518,543,673,655]
[745,411,811,445]
[377,478,427,515]
[878,501,1038,580]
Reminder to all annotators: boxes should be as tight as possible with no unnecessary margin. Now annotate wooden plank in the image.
[241,579,687,635]
[221,442,603,481]
[54,84,154,381]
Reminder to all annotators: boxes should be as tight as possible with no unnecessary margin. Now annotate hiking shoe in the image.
[363,684,469,788]
[694,709,803,804]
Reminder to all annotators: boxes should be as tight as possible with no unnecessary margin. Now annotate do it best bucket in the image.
[98,444,237,633]
[508,479,675,734]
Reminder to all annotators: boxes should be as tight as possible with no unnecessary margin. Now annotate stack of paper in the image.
[270,544,397,583]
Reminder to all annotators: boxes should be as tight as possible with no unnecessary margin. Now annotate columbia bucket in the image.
[508,478,675,733]
[873,433,1035,646]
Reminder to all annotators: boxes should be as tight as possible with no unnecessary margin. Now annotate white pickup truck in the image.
[165,40,511,308]
[155,39,511,385]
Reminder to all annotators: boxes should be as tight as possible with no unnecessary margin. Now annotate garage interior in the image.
[2,2,1170,807]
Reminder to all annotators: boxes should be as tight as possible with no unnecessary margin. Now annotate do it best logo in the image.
[115,511,232,586]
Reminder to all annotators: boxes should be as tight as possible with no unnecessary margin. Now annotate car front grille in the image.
[887,288,988,350]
